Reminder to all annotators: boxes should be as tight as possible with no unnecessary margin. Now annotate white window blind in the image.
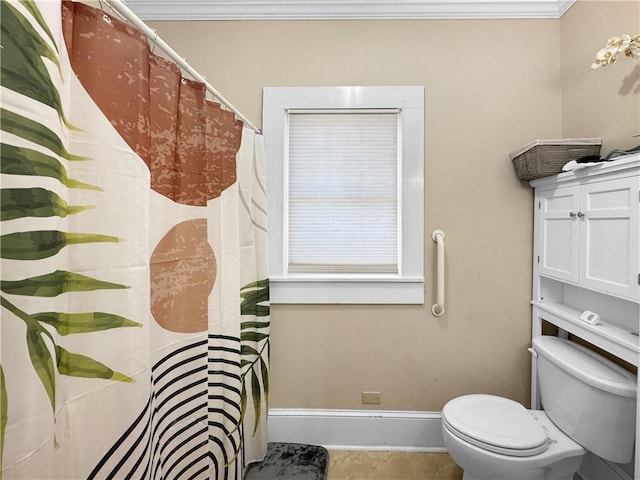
[287,111,399,274]
[263,86,424,304]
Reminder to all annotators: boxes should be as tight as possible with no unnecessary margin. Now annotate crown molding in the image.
[123,0,576,21]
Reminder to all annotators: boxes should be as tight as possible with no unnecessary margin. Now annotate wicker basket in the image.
[510,138,602,181]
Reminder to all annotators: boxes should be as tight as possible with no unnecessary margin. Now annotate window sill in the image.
[269,276,425,304]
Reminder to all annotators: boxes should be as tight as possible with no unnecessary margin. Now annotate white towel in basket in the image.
[561,160,602,172]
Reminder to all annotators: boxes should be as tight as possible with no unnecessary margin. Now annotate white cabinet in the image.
[538,186,580,282]
[538,176,640,301]
[530,153,640,480]
[581,177,639,299]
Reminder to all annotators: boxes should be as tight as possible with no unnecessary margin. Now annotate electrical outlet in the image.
[362,391,382,405]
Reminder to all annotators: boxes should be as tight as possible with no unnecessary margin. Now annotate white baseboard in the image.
[267,409,634,479]
[267,408,446,452]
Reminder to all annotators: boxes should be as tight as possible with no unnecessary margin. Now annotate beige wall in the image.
[149,17,563,411]
[560,1,640,154]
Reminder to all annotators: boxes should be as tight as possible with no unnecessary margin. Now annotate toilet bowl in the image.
[441,337,637,480]
[442,394,585,480]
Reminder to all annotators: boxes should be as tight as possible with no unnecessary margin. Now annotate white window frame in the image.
[263,86,424,304]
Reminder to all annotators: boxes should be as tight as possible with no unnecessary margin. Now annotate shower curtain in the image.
[0,1,269,479]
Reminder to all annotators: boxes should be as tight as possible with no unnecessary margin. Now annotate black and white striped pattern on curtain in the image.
[87,335,243,480]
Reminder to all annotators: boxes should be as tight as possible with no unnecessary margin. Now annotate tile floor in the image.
[326,450,463,480]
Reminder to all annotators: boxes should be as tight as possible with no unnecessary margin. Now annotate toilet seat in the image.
[442,394,550,457]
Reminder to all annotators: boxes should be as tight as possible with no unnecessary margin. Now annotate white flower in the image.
[591,46,617,69]
[608,35,630,50]
[592,33,640,69]
[625,42,640,59]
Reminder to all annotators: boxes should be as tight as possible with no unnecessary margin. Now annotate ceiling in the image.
[122,0,576,21]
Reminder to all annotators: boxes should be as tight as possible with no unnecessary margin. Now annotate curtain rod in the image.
[105,0,261,133]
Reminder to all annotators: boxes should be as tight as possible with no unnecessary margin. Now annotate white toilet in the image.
[441,336,637,480]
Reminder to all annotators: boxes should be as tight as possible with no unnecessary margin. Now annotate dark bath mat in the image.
[245,442,329,480]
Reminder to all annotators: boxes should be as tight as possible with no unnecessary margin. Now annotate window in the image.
[263,86,424,304]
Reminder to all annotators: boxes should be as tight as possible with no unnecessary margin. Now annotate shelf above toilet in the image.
[532,301,639,367]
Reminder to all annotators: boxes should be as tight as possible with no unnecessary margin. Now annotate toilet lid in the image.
[442,394,549,457]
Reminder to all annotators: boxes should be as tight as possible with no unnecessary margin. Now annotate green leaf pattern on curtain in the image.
[0,1,270,478]
[0,270,130,297]
[0,143,101,190]
[0,367,7,475]
[0,2,138,474]
[1,187,96,221]
[240,280,270,435]
[0,2,67,120]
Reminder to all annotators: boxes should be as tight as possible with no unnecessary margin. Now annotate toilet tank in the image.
[532,336,637,464]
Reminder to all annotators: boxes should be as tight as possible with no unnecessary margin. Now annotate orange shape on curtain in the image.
[62,1,151,164]
[206,101,242,199]
[175,77,207,206]
[149,55,181,202]
[150,219,216,333]
[62,2,245,206]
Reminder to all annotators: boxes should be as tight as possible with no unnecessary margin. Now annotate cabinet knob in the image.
[569,212,576,218]
[577,211,584,218]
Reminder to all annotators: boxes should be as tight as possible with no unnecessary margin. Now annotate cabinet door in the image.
[538,187,580,283]
[580,176,640,300]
